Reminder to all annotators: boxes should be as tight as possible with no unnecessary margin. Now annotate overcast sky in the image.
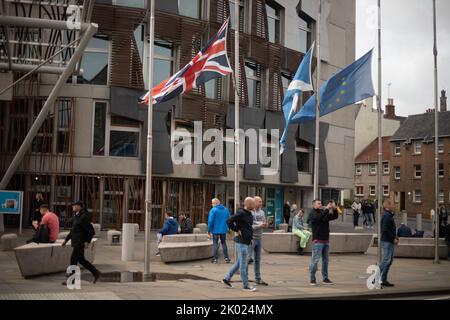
[355,0,450,116]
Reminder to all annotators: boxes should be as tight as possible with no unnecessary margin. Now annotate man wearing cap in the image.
[62,200,100,284]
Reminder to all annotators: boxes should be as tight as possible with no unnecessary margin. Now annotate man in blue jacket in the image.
[379,199,399,287]
[208,198,231,263]
[156,211,179,256]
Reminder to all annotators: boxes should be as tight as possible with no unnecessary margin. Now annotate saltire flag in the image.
[279,43,315,154]
[290,49,375,123]
[139,19,232,104]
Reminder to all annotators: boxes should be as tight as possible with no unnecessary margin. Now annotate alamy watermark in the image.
[171,122,280,176]
[366,265,382,290]
[66,265,81,290]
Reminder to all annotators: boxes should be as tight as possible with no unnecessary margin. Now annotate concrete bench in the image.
[158,234,213,263]
[107,230,121,245]
[1,233,18,251]
[395,237,448,259]
[92,224,101,237]
[195,223,208,233]
[57,231,70,240]
[262,232,374,254]
[14,238,97,278]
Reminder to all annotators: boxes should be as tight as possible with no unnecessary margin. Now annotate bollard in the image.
[416,214,422,231]
[402,212,408,225]
[121,223,135,261]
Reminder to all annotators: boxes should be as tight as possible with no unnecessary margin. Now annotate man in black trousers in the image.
[62,200,100,284]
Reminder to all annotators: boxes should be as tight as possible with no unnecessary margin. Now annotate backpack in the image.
[86,222,96,243]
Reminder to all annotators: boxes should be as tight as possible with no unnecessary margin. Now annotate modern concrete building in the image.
[0,0,358,230]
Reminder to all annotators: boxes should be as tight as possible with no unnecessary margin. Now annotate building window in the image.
[32,101,54,154]
[413,190,422,203]
[298,16,312,53]
[383,162,390,175]
[296,152,309,172]
[109,115,140,157]
[178,0,201,19]
[245,61,263,108]
[113,0,145,8]
[438,139,444,153]
[229,0,245,31]
[92,102,141,158]
[355,164,362,176]
[439,191,445,204]
[394,192,399,203]
[369,164,376,175]
[369,185,376,197]
[79,35,109,85]
[383,185,389,197]
[394,166,400,180]
[153,41,174,87]
[205,78,222,100]
[266,1,282,44]
[394,142,401,155]
[93,101,107,156]
[414,165,422,178]
[439,163,444,178]
[355,186,364,196]
[281,71,292,98]
[414,141,422,154]
[56,100,72,154]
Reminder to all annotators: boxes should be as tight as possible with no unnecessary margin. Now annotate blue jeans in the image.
[309,242,329,282]
[379,241,395,282]
[252,239,262,282]
[213,234,229,260]
[367,213,374,227]
[224,241,249,288]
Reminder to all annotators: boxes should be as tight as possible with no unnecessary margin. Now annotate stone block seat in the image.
[262,232,374,254]
[1,233,18,251]
[158,234,213,263]
[14,239,97,278]
[394,237,447,259]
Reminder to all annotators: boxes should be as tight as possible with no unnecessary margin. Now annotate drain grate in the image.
[81,271,212,283]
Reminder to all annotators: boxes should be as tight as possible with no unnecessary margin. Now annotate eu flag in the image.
[291,49,375,123]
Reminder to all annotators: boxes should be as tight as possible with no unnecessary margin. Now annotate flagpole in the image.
[234,2,240,213]
[313,0,321,200]
[432,0,440,264]
[144,0,155,277]
[376,0,382,265]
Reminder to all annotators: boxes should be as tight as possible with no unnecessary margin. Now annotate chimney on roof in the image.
[441,90,447,112]
[385,98,396,119]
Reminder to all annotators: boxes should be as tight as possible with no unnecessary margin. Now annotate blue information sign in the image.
[0,190,23,214]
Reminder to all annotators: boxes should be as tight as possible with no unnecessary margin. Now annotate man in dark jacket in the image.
[156,211,179,256]
[445,223,450,260]
[397,223,413,238]
[309,199,339,286]
[379,199,398,287]
[62,200,100,284]
[222,197,256,292]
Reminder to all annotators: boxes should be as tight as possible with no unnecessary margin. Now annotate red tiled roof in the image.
[355,136,391,163]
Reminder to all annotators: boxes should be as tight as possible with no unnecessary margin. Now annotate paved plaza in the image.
[1,219,449,300]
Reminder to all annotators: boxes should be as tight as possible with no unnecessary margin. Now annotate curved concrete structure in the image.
[158,234,213,263]
[395,237,447,259]
[14,239,97,278]
[1,233,18,251]
[262,232,374,254]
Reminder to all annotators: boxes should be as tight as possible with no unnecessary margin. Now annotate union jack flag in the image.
[139,19,232,105]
